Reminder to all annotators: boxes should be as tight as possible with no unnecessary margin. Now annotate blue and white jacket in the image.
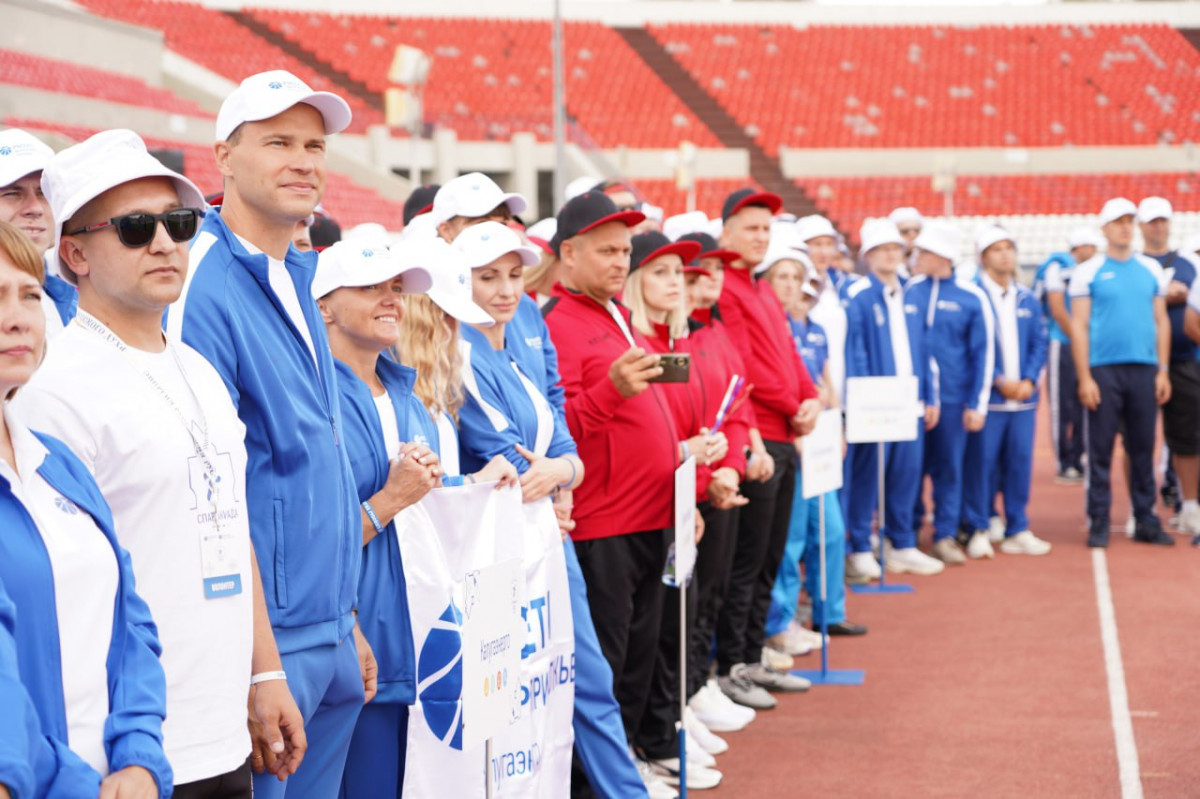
[167,210,359,654]
[1033,252,1074,345]
[790,315,828,387]
[335,358,439,706]
[43,273,78,326]
[0,580,39,799]
[509,295,568,430]
[977,277,1048,410]
[0,430,170,798]
[845,272,939,408]
[917,274,994,413]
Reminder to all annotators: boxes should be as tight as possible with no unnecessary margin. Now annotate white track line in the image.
[1091,548,1143,799]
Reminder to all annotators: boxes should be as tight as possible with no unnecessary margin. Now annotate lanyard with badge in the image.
[73,310,243,599]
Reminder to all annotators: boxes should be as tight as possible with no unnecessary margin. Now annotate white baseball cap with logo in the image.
[796,214,838,243]
[431,173,527,228]
[1136,196,1172,224]
[1098,197,1138,226]
[311,239,432,300]
[452,221,540,270]
[418,238,495,326]
[216,70,353,142]
[913,220,963,262]
[859,219,906,255]
[0,129,54,188]
[41,128,206,274]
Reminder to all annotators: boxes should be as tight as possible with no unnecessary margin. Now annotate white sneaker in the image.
[988,515,1006,544]
[690,681,754,732]
[684,707,729,755]
[636,757,679,799]
[766,626,813,657]
[761,645,794,671]
[885,546,945,575]
[846,551,882,581]
[1179,504,1200,535]
[647,758,723,790]
[999,530,1052,556]
[681,726,716,767]
[789,621,825,649]
[966,530,995,559]
[1125,513,1136,538]
[869,532,880,557]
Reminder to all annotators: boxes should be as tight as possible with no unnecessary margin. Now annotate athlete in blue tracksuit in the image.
[460,290,649,799]
[0,420,172,798]
[1034,251,1085,477]
[168,209,365,797]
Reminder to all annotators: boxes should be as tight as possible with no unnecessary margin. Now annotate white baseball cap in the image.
[1066,226,1105,251]
[753,245,813,277]
[420,238,495,326]
[311,239,432,299]
[662,211,709,242]
[399,212,438,243]
[889,206,923,227]
[565,176,600,203]
[343,222,393,250]
[430,172,527,228]
[525,217,557,254]
[770,216,806,252]
[641,202,664,224]
[859,219,906,255]
[1099,197,1138,226]
[975,224,1016,255]
[452,221,540,269]
[1136,196,1172,223]
[0,129,54,188]
[913,220,963,262]
[41,129,205,274]
[216,70,352,142]
[796,214,838,243]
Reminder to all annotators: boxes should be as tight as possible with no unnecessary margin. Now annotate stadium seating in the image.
[649,22,1200,154]
[631,177,763,219]
[0,49,212,118]
[76,0,383,132]
[6,117,405,229]
[245,9,719,148]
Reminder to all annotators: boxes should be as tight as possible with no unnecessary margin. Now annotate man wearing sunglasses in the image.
[166,70,372,799]
[18,128,305,799]
[430,170,526,243]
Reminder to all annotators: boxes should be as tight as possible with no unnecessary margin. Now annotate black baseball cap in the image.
[551,191,645,255]
[310,214,342,249]
[721,187,783,221]
[630,231,702,273]
[403,184,440,226]
[677,232,740,273]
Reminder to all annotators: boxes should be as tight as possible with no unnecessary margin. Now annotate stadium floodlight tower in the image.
[385,44,433,186]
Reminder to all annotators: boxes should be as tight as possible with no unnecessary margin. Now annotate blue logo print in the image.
[268,81,283,89]
[54,496,79,515]
[0,147,10,156]
[457,273,468,285]
[362,249,374,258]
[417,600,464,750]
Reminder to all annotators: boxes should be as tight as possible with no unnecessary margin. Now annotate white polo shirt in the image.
[14,320,254,785]
[883,283,912,377]
[982,274,1021,410]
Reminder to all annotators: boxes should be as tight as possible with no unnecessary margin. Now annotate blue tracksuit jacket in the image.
[167,210,359,654]
[0,430,171,798]
[978,279,1048,410]
[845,272,938,406]
[920,275,994,413]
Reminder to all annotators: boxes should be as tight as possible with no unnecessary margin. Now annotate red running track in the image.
[700,405,1200,797]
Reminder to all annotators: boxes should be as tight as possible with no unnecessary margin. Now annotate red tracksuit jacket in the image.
[717,266,818,443]
[543,285,680,541]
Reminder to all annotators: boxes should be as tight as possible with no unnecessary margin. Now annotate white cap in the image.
[565,176,600,203]
[1137,196,1172,223]
[770,216,806,252]
[1180,232,1200,256]
[801,280,820,299]
[913,220,962,262]
[0,129,54,188]
[525,217,557,245]
[42,129,205,274]
[452,221,540,269]
[859,219,906,255]
[889,206,923,227]
[1099,197,1138,226]
[796,214,838,242]
[311,239,432,299]
[975,224,1015,255]
[704,217,724,241]
[216,70,352,142]
[399,212,438,243]
[420,238,495,326]
[753,245,813,277]
[1067,226,1105,251]
[640,202,664,224]
[662,211,708,242]
[343,222,392,250]
[430,172,526,228]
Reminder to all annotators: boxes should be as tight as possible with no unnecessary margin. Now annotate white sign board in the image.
[672,456,697,586]
[844,376,920,444]
[460,557,524,750]
[801,409,845,499]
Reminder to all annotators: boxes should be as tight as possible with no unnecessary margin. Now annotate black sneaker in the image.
[1087,518,1109,548]
[1133,520,1175,546]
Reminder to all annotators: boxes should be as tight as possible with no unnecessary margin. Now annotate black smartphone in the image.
[649,353,691,383]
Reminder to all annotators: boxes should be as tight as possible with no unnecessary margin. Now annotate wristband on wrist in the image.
[362,501,385,535]
[557,457,577,489]
[250,671,287,686]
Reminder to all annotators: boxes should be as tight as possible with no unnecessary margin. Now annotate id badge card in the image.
[201,528,243,598]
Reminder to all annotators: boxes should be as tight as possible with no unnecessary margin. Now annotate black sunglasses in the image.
[68,208,203,248]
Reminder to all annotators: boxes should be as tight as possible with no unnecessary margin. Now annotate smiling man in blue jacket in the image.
[166,70,373,798]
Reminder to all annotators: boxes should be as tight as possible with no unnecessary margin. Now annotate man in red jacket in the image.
[543,192,720,790]
[714,189,822,709]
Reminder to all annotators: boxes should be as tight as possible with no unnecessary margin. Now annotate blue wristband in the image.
[361,501,385,535]
[557,457,577,489]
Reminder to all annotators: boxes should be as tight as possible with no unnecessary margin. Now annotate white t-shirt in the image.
[810,278,847,404]
[1,407,117,776]
[41,293,65,340]
[14,322,254,785]
[374,390,402,460]
[883,284,912,377]
[982,274,1021,409]
[235,235,317,364]
[436,410,461,477]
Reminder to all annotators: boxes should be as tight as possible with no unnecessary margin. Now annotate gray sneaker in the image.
[717,663,777,709]
[745,662,811,693]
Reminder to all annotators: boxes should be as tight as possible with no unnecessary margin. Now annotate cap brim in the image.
[298,93,353,135]
[428,290,496,326]
[638,241,702,269]
[578,210,647,236]
[682,265,714,277]
[726,191,783,220]
[698,248,740,265]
